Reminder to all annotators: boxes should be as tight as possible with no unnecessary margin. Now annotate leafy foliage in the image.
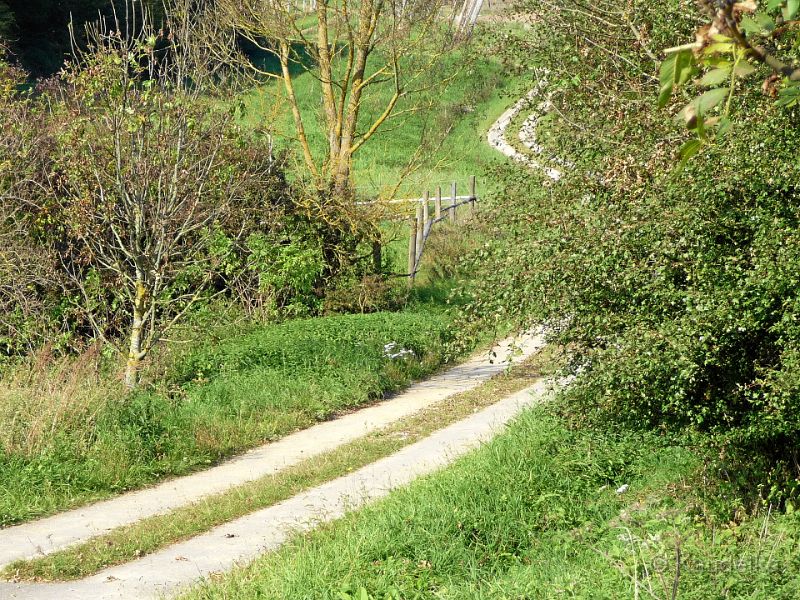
[659,0,800,156]
[0,17,399,369]
[461,0,800,502]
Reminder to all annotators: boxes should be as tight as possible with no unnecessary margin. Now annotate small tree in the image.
[49,14,277,387]
[208,0,459,196]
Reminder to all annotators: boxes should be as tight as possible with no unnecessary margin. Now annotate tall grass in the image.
[0,310,454,526]
[0,344,122,458]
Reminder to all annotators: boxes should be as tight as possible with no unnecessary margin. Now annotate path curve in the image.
[487,74,562,180]
[0,331,546,570]
[0,18,565,596]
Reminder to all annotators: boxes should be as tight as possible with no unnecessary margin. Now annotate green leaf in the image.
[677,139,702,171]
[742,12,777,34]
[733,62,756,78]
[776,84,800,107]
[785,0,799,20]
[658,50,696,108]
[658,84,672,109]
[758,12,778,30]
[699,67,731,87]
[676,87,730,126]
[704,41,735,55]
[740,15,761,35]
[694,87,730,114]
[717,116,733,137]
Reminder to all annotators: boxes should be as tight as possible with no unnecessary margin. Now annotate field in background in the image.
[238,30,527,199]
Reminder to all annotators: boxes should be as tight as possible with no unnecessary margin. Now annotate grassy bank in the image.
[0,309,454,526]
[3,349,557,582]
[240,33,526,198]
[180,399,800,599]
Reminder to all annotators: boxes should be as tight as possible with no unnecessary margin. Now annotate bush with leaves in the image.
[658,0,800,164]
[462,0,800,504]
[0,53,68,358]
[36,19,298,387]
[0,29,387,379]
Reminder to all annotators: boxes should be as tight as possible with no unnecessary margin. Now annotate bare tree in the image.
[50,10,276,387]
[209,0,460,196]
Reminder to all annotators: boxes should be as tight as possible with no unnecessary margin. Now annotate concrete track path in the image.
[0,332,545,571]
[0,11,561,592]
[0,379,553,599]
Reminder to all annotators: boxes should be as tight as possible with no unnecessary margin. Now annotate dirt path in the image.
[0,10,560,597]
[487,79,562,181]
[0,332,545,571]
[0,380,552,599]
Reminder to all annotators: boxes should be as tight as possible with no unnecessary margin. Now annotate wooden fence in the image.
[361,176,479,287]
[407,176,478,286]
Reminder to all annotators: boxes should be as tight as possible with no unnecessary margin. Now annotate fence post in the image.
[449,181,457,224]
[469,175,477,217]
[408,217,417,287]
[435,186,442,221]
[423,190,430,231]
[415,203,424,263]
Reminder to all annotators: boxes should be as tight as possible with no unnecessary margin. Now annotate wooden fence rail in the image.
[405,176,478,287]
[361,176,479,286]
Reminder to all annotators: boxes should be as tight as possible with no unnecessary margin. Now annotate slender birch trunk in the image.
[125,274,148,389]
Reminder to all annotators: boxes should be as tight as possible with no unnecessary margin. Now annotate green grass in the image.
[2,349,557,582]
[239,34,526,198]
[178,398,800,600]
[0,20,526,530]
[0,309,455,527]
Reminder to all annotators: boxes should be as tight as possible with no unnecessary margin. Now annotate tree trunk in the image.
[124,278,148,389]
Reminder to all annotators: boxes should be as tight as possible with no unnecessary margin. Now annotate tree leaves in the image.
[676,138,703,171]
[676,87,730,127]
[658,50,696,108]
[700,67,731,87]
[740,12,777,34]
[776,83,800,107]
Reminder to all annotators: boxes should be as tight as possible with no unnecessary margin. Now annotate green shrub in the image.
[461,0,800,502]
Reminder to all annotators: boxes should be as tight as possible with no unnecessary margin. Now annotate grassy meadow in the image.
[238,32,526,198]
[3,350,559,582]
[0,309,455,526]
